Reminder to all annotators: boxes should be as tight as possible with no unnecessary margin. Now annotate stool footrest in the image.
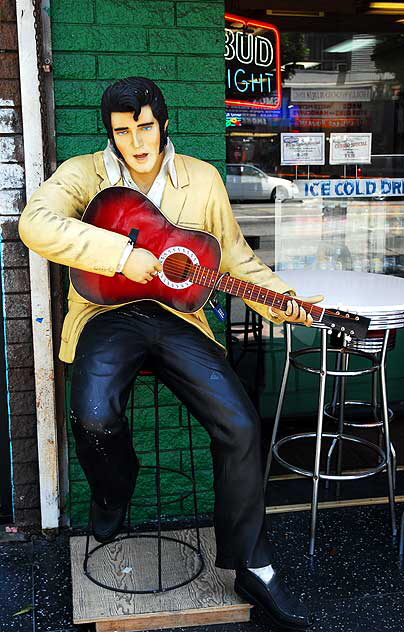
[273,432,386,480]
[324,401,394,428]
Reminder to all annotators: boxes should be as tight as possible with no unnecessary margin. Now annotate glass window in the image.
[226,29,404,179]
[241,166,261,177]
[226,24,404,277]
[226,165,242,176]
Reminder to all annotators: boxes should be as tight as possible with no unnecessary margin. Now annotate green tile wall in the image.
[51,0,225,167]
[51,0,226,526]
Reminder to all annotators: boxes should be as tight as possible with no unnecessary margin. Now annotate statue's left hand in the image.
[272,294,324,327]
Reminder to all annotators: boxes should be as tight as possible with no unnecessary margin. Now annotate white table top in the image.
[279,270,404,315]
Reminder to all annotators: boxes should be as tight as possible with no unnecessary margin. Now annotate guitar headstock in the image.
[322,309,370,339]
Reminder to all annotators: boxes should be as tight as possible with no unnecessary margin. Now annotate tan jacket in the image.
[19,152,293,363]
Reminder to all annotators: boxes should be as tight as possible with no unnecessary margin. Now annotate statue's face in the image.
[111,105,167,175]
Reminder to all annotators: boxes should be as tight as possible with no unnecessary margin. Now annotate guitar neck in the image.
[191,266,325,322]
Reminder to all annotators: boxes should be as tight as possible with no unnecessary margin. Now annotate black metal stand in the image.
[83,371,204,593]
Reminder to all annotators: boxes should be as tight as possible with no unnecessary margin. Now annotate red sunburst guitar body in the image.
[70,187,370,339]
[70,186,221,312]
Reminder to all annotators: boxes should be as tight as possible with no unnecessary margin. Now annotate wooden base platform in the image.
[70,527,251,632]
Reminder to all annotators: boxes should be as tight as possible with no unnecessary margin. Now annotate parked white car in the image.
[226,164,299,202]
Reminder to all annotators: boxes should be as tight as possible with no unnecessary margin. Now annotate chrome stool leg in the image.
[330,349,343,416]
[309,328,328,556]
[399,511,404,557]
[379,330,397,536]
[372,366,378,412]
[325,436,338,491]
[374,363,386,455]
[391,442,397,492]
[325,351,342,490]
[373,353,396,491]
[376,366,384,450]
[264,323,291,489]
[325,341,349,492]
[375,352,397,492]
[335,343,349,498]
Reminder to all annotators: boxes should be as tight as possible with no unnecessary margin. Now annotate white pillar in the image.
[16,0,59,530]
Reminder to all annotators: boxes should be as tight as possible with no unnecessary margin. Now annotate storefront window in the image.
[226,30,404,176]
[226,23,404,277]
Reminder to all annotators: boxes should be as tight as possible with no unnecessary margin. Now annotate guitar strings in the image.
[161,260,336,317]
[157,259,356,322]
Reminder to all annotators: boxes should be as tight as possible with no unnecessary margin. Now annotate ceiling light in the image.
[326,37,377,53]
[370,2,404,8]
[283,61,321,69]
[368,2,404,13]
[229,132,278,137]
[266,9,324,17]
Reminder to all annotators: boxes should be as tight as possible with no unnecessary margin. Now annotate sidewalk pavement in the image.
[1,505,404,632]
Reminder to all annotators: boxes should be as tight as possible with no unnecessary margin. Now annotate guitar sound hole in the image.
[163,253,192,283]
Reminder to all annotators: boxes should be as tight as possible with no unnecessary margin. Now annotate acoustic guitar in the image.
[70,187,370,339]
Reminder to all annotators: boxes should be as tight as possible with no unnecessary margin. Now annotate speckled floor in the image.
[1,503,404,632]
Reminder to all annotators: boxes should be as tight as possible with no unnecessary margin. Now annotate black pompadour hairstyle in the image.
[101,77,168,154]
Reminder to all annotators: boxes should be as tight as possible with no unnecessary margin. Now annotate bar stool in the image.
[325,329,397,491]
[263,270,404,556]
[225,294,264,367]
[225,232,265,369]
[264,324,396,556]
[83,368,204,593]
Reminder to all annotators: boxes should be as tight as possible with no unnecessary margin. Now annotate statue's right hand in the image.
[122,248,162,284]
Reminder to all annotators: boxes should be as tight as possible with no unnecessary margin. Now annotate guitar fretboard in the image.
[190,264,324,321]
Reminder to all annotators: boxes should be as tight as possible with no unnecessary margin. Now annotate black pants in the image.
[70,301,272,569]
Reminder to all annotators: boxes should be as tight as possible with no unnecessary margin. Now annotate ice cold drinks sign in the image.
[297,179,404,198]
[225,14,281,110]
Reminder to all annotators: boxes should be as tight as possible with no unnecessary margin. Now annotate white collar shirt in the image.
[102,137,178,207]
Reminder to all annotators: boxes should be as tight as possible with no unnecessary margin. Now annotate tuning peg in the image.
[346,335,352,342]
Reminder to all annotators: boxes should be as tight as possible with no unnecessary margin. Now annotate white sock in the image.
[247,564,275,584]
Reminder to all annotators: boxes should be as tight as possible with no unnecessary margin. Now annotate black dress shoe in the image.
[234,568,313,631]
[90,499,128,543]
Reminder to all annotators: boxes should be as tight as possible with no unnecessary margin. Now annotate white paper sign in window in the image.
[281,133,325,165]
[330,133,372,165]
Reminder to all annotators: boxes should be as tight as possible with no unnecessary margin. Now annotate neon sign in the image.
[225,31,274,66]
[226,113,242,127]
[225,13,281,110]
